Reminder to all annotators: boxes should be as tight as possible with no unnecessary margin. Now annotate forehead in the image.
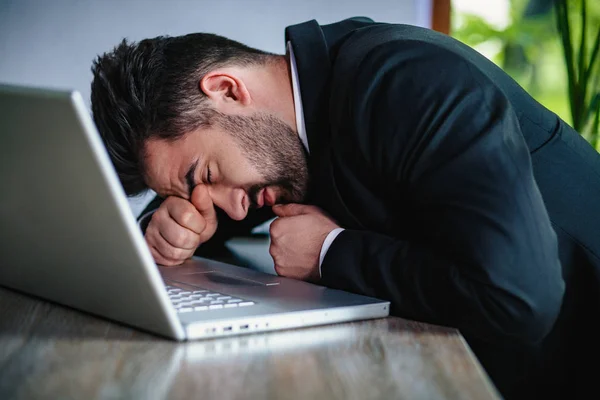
[143,136,194,197]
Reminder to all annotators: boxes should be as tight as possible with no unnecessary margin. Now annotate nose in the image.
[207,184,248,221]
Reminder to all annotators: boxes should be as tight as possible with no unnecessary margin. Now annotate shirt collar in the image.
[287,41,309,154]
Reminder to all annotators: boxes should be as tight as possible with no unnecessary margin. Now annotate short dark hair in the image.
[90,33,273,196]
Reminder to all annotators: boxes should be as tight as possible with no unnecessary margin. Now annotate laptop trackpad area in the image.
[158,258,282,287]
[184,271,273,287]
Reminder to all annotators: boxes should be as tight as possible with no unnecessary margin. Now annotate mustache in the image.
[247,180,299,209]
[247,185,262,209]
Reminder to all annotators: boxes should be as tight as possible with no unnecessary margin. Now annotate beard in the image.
[213,111,310,207]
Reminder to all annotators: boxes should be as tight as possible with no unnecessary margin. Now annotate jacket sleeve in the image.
[320,39,565,346]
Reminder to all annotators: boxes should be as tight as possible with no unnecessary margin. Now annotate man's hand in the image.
[145,185,217,266]
[269,204,340,282]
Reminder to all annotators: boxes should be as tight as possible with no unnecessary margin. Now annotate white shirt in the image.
[287,41,344,276]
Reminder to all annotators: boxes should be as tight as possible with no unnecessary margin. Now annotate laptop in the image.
[0,83,390,341]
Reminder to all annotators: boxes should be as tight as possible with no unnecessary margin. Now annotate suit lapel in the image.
[285,20,365,229]
[285,20,330,158]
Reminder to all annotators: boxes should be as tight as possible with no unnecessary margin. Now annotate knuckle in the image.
[171,248,187,262]
[268,243,276,258]
[144,225,155,240]
[175,230,189,247]
[182,200,196,213]
[167,196,186,213]
[271,248,283,268]
[148,213,159,226]
[197,222,216,243]
[151,250,167,266]
[185,234,200,249]
[268,244,280,263]
[184,249,195,261]
[145,237,156,250]
[146,230,160,247]
[166,194,182,203]
[197,216,207,232]
[198,229,215,244]
[269,220,281,236]
[204,223,216,238]
[180,210,196,227]
[154,207,168,223]
[164,245,179,260]
[163,196,177,208]
[197,234,210,245]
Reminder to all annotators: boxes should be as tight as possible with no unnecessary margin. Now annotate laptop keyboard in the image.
[165,285,255,313]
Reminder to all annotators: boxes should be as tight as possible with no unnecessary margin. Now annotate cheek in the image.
[215,135,267,185]
[219,155,262,185]
[239,162,264,184]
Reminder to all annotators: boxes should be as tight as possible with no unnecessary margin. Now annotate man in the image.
[90,17,599,399]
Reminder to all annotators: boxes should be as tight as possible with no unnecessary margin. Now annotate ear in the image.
[199,71,251,109]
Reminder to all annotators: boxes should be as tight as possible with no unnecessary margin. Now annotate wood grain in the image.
[0,286,500,400]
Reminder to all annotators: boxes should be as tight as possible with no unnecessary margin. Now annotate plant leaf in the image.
[555,0,579,129]
[592,105,600,149]
[578,0,587,105]
[586,92,600,125]
[586,26,600,83]
[524,0,555,18]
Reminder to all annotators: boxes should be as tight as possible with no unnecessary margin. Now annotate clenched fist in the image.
[269,204,341,282]
[145,185,217,266]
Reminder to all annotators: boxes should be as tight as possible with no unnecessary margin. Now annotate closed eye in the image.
[185,159,199,199]
[207,166,213,184]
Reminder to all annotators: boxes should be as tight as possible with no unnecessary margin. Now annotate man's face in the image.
[144,112,309,221]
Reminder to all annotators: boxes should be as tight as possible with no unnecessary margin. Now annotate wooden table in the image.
[0,286,500,400]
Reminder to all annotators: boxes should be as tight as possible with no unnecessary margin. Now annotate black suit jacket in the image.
[141,18,600,399]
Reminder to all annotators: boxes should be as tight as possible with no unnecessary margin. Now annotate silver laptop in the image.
[0,84,389,340]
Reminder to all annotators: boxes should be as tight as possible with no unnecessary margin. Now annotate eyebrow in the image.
[185,159,199,199]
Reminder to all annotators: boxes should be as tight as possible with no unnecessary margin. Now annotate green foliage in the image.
[452,0,600,151]
[554,0,600,148]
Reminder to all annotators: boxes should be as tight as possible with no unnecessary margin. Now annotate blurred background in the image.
[451,0,600,151]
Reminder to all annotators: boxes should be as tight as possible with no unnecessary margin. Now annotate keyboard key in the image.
[165,284,256,309]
